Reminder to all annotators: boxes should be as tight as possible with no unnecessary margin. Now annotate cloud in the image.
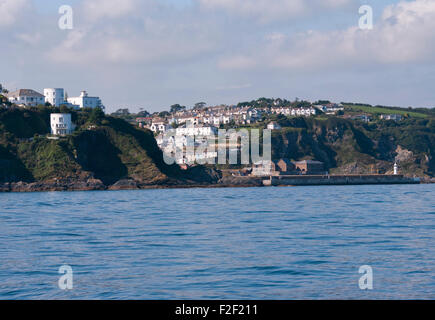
[2,0,435,110]
[83,0,138,21]
[218,55,257,69]
[16,32,42,45]
[0,0,29,27]
[216,83,252,90]
[217,0,435,71]
[198,0,356,22]
[47,17,217,66]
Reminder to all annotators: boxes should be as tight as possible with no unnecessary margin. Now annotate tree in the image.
[111,108,130,116]
[137,109,150,117]
[292,100,311,108]
[60,105,71,113]
[170,104,186,113]
[194,102,206,110]
[159,111,170,118]
[0,84,7,94]
[89,107,105,125]
[315,100,331,105]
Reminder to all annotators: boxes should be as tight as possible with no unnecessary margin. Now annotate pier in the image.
[262,174,421,186]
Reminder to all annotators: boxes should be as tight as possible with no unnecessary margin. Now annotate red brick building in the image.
[294,160,325,174]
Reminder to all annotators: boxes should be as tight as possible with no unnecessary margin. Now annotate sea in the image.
[0,184,434,299]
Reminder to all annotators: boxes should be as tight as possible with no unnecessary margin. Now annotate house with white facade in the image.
[271,107,292,116]
[213,115,223,126]
[67,91,103,110]
[175,125,217,137]
[352,114,372,122]
[44,88,65,107]
[202,115,214,125]
[380,114,403,121]
[7,89,45,106]
[50,113,74,136]
[291,107,317,117]
[150,122,173,133]
[267,121,282,130]
[252,160,274,176]
[313,103,344,115]
[173,116,200,126]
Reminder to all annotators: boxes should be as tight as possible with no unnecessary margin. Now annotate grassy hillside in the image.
[343,104,429,118]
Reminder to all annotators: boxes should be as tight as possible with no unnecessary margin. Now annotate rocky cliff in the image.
[0,106,219,191]
[270,117,434,177]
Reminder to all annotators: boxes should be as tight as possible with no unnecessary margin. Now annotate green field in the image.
[343,104,428,118]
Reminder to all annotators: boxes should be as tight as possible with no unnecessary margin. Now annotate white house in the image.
[291,107,317,117]
[314,104,344,115]
[267,121,282,130]
[7,89,45,106]
[213,115,223,126]
[222,114,233,124]
[67,91,103,110]
[51,113,74,135]
[202,115,214,125]
[380,114,403,121]
[150,122,172,133]
[173,116,200,126]
[175,125,217,137]
[44,88,65,107]
[252,160,274,176]
[180,151,218,164]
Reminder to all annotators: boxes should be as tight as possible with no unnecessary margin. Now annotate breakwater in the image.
[262,174,420,186]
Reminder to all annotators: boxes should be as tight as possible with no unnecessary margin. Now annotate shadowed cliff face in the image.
[72,130,129,185]
[0,144,33,182]
[0,107,219,186]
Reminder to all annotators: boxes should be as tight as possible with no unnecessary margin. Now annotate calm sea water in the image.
[0,185,434,300]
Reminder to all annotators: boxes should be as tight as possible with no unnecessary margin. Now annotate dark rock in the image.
[109,179,139,190]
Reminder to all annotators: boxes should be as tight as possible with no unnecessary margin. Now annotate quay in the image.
[262,174,421,186]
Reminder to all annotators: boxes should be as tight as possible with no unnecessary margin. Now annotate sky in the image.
[1,0,435,113]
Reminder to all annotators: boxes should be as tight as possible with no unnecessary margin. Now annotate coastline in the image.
[0,175,431,193]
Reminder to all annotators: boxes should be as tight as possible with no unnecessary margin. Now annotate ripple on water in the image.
[0,184,434,299]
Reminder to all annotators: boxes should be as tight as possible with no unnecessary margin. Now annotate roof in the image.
[253,159,273,165]
[7,89,44,98]
[295,160,324,164]
[275,159,293,165]
[268,121,281,126]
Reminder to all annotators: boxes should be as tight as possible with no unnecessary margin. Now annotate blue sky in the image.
[1,0,434,112]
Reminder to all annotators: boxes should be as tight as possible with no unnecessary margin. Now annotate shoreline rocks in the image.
[0,174,432,193]
[0,178,106,192]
